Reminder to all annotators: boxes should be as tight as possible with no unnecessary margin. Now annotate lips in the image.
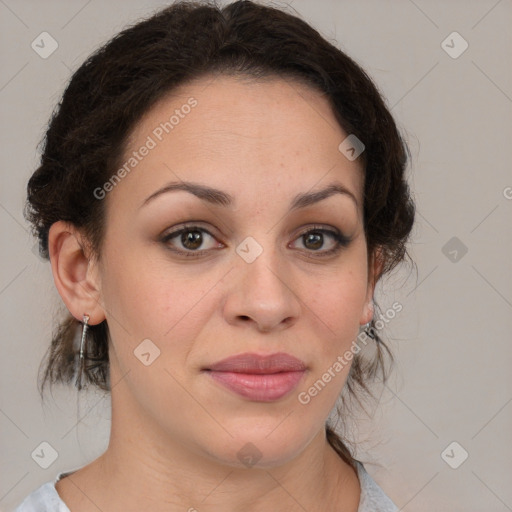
[203,352,307,402]
[206,352,307,373]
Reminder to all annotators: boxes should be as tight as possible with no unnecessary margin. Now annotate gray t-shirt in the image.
[14,460,398,511]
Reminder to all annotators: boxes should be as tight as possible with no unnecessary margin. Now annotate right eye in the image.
[161,224,224,257]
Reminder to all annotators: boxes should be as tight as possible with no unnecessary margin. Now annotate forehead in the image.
[108,74,364,216]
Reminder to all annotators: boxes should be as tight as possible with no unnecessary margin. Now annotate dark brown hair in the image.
[24,0,415,470]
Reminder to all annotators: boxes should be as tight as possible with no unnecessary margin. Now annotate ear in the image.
[48,220,105,325]
[360,246,383,326]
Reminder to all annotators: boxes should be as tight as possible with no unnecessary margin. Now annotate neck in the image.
[96,434,359,512]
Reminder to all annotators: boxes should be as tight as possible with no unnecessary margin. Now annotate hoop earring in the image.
[75,313,90,390]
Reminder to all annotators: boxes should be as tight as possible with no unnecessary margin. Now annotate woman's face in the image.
[93,74,376,468]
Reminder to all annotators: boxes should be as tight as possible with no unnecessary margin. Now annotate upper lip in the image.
[204,352,307,374]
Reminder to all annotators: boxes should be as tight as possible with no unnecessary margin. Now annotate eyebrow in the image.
[139,180,358,211]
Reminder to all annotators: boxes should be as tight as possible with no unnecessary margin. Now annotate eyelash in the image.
[160,223,351,259]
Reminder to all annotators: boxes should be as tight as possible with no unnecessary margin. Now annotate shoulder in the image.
[355,461,399,512]
[13,471,73,512]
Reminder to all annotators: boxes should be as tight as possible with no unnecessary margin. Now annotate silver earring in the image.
[363,320,376,340]
[75,313,90,390]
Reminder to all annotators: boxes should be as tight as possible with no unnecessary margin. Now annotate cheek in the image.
[307,263,368,338]
[100,236,179,328]
[100,241,220,363]
[296,267,368,415]
[312,277,365,321]
[96,241,176,371]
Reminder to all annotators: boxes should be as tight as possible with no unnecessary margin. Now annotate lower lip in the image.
[206,370,306,402]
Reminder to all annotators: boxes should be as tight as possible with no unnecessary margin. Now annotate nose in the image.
[222,241,301,333]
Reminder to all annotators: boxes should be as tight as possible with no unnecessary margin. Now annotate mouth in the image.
[202,352,307,402]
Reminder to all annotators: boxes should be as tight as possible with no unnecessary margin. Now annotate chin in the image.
[204,426,316,470]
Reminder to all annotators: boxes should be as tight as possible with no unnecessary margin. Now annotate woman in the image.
[16,1,415,510]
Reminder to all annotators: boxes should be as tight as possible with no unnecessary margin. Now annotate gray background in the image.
[1,0,511,510]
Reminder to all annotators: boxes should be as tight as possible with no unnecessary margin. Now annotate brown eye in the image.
[303,231,324,250]
[161,225,222,256]
[290,227,351,256]
[181,230,203,250]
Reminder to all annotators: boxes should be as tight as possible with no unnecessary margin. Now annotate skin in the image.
[49,74,380,512]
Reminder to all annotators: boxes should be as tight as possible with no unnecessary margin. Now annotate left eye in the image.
[290,228,346,253]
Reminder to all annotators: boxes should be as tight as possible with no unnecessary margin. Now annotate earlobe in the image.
[360,296,375,327]
[48,221,105,324]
